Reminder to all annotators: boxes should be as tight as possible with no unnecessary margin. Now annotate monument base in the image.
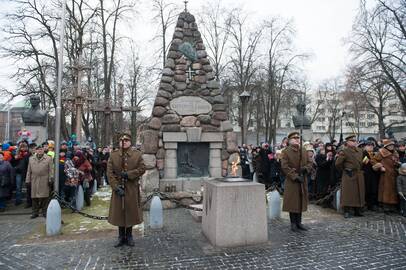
[202,179,268,247]
[24,125,48,144]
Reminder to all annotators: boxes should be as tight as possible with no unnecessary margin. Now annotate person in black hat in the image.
[107,131,146,247]
[281,131,313,232]
[397,140,406,163]
[335,134,365,218]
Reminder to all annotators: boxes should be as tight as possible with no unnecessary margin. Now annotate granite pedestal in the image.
[202,179,268,247]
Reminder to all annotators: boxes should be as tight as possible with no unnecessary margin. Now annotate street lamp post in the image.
[239,91,251,145]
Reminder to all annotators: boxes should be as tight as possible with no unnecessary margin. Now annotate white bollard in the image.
[149,195,163,229]
[46,199,61,236]
[76,185,84,211]
[267,190,281,219]
[92,180,97,194]
[335,189,341,212]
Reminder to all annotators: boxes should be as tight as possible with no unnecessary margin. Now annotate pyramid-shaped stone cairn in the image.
[140,11,238,192]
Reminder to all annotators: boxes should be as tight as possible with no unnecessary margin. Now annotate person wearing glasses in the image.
[335,134,365,218]
[107,131,146,247]
[281,131,313,232]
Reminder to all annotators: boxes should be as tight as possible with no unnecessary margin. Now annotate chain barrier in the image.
[49,189,203,221]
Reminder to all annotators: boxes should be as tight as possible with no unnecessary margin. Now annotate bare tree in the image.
[197,0,231,81]
[151,0,178,69]
[98,0,135,145]
[349,0,406,114]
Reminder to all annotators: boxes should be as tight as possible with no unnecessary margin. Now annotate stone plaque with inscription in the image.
[170,96,212,116]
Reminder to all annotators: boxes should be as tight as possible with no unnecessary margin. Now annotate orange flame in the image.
[231,155,241,176]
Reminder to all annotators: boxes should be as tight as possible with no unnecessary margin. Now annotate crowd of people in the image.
[0,135,111,218]
[238,135,406,219]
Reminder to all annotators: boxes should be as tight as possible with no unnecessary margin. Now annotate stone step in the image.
[189,204,203,223]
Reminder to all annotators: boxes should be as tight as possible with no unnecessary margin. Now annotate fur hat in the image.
[382,139,395,148]
[287,131,300,139]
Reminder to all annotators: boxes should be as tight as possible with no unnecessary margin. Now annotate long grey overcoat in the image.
[281,145,312,213]
[335,146,365,207]
[26,154,53,198]
[107,148,146,227]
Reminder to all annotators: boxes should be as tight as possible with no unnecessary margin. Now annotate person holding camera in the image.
[281,131,313,232]
[107,131,146,247]
[335,135,365,218]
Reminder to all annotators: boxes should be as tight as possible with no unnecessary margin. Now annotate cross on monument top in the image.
[184,0,188,12]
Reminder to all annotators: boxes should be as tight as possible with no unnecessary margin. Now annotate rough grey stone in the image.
[173,31,183,39]
[160,82,174,93]
[220,120,233,132]
[141,130,159,154]
[142,154,156,169]
[165,58,175,68]
[212,104,226,111]
[206,72,215,80]
[201,124,219,132]
[141,168,159,192]
[152,106,167,117]
[221,149,230,161]
[174,74,186,82]
[157,90,172,99]
[207,80,220,89]
[203,65,213,72]
[167,50,181,59]
[162,124,181,132]
[210,89,221,96]
[210,119,221,127]
[180,116,197,127]
[162,114,180,124]
[197,115,211,124]
[194,75,206,84]
[175,82,187,90]
[213,95,224,104]
[155,97,169,107]
[162,68,174,76]
[161,76,173,83]
[226,131,238,153]
[148,117,162,130]
[197,50,207,58]
[156,148,165,159]
[192,63,202,70]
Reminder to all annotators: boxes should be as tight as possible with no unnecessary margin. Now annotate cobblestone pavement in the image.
[0,203,405,270]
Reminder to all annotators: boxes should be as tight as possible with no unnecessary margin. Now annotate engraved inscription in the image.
[170,96,212,115]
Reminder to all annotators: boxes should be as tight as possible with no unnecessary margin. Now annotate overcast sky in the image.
[0,0,360,99]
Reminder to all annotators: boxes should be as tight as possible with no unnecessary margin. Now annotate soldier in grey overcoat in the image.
[281,131,313,232]
[107,131,146,247]
[335,135,365,218]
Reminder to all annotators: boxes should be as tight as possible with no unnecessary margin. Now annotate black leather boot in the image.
[354,207,364,217]
[296,213,308,231]
[114,227,126,247]
[126,227,134,246]
[289,213,299,232]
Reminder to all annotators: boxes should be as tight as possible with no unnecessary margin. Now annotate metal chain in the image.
[49,189,202,221]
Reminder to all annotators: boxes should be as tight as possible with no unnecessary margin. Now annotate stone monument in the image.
[140,10,238,193]
[22,95,48,143]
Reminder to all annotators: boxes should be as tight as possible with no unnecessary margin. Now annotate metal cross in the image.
[186,65,196,82]
[184,0,188,12]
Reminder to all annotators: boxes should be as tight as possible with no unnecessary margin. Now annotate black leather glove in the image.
[300,167,308,175]
[295,176,304,183]
[120,172,128,180]
[115,186,125,197]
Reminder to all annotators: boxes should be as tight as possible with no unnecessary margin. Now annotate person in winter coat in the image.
[281,131,313,232]
[397,141,406,164]
[26,145,53,218]
[397,163,406,217]
[315,146,334,199]
[372,139,400,212]
[108,131,146,247]
[14,141,30,206]
[335,135,365,218]
[73,151,93,206]
[0,152,14,212]
[362,140,380,211]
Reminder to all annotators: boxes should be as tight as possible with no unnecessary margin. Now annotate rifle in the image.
[120,138,126,228]
[298,93,306,197]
